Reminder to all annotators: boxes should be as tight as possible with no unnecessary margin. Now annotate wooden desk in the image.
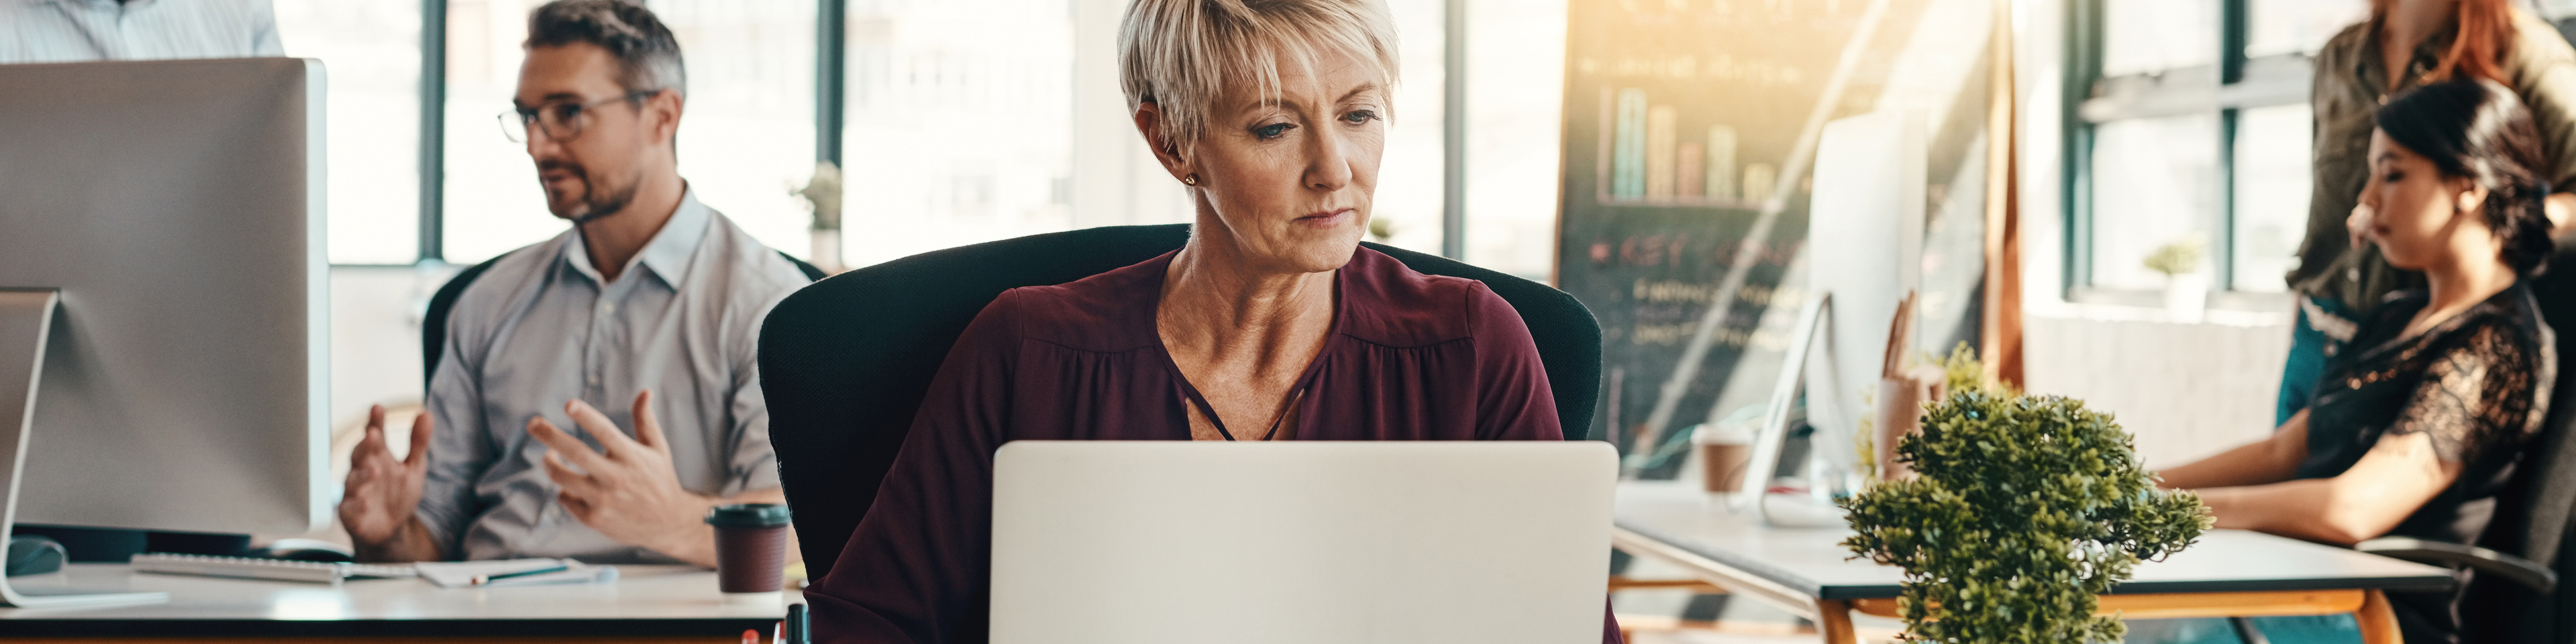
[1612,482,2456,644]
[0,564,789,643]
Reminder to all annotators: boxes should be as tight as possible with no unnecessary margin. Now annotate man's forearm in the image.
[642,488,794,569]
[353,516,447,563]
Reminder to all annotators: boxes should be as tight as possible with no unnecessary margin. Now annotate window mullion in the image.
[419,0,448,264]
[2217,0,2248,293]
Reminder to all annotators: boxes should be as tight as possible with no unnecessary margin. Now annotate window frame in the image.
[2063,0,2312,311]
[346,0,1478,269]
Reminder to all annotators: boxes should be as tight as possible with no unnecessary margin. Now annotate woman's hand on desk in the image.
[530,391,723,567]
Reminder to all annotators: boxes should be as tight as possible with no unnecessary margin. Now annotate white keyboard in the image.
[129,553,418,583]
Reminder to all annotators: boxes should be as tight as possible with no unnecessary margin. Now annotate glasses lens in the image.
[542,104,584,141]
[499,111,526,143]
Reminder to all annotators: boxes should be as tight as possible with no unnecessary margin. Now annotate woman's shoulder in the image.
[2417,284,2556,367]
[2510,10,2576,69]
[2316,21,2371,66]
[968,252,1170,354]
[2479,283,2556,354]
[1336,247,1521,349]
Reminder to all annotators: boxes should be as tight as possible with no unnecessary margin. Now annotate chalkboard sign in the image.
[1556,0,2003,471]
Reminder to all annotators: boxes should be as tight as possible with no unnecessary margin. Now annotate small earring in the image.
[1182,174,1200,186]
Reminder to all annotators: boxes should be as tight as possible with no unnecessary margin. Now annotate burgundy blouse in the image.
[805,248,1620,643]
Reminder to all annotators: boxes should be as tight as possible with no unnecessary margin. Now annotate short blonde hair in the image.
[1118,0,1401,151]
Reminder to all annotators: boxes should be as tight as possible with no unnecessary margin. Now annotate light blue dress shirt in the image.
[2,0,282,64]
[418,190,811,563]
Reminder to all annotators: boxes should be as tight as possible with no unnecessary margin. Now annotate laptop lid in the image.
[988,441,1616,644]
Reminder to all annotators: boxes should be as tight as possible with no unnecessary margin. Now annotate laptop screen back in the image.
[989,441,1616,644]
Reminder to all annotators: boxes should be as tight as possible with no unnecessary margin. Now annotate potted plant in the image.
[794,161,845,274]
[1841,386,2211,642]
[2143,236,2206,322]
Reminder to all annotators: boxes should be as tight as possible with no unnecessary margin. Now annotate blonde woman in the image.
[803,1,1614,642]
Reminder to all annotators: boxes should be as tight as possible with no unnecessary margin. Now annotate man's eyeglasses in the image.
[499,90,662,144]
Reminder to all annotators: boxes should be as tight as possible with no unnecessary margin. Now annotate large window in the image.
[2069,0,2361,302]
[1460,0,1566,282]
[835,0,1456,267]
[274,0,423,265]
[300,0,1556,278]
[835,0,1075,268]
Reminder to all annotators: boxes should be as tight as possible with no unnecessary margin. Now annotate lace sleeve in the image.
[2385,324,2544,464]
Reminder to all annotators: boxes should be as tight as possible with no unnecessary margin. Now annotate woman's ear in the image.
[2455,180,2489,215]
[1131,101,1196,185]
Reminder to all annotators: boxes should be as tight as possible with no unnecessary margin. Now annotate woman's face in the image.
[2360,129,2484,270]
[1160,50,1386,274]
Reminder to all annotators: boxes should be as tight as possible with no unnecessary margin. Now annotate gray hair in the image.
[525,0,686,97]
[1118,0,1400,151]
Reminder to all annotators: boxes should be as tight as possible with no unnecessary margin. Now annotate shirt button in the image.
[601,303,616,314]
[588,374,601,386]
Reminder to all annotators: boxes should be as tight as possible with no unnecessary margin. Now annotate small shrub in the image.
[1840,391,2211,643]
[2142,237,2205,276]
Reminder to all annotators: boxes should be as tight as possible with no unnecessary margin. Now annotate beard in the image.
[539,160,641,225]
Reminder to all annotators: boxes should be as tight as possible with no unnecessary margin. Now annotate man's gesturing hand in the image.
[339,405,433,548]
[529,390,715,564]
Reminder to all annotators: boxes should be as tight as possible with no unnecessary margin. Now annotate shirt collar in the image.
[2355,18,2463,97]
[561,186,713,288]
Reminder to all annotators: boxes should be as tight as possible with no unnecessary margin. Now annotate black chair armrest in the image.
[2357,536,2556,593]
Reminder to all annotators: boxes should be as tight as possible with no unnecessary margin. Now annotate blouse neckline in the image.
[1143,248,1353,441]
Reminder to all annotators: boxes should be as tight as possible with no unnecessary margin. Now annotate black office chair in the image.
[756,223,1605,577]
[2332,239,2576,644]
[423,251,826,381]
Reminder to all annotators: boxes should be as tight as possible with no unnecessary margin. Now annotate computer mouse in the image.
[256,538,356,563]
[6,535,66,577]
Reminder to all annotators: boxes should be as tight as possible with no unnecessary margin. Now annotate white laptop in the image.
[988,441,1617,644]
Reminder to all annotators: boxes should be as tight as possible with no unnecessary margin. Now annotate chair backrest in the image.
[422,251,825,382]
[757,223,1604,576]
[2468,244,2576,643]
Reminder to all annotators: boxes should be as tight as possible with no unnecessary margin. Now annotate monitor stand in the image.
[0,289,167,607]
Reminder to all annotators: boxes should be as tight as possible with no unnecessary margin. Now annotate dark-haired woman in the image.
[2161,78,2558,643]
[2280,0,2576,427]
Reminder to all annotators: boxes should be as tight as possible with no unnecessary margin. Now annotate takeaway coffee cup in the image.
[705,503,792,596]
[1692,422,1756,494]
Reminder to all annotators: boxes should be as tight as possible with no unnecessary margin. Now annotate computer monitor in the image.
[0,58,328,605]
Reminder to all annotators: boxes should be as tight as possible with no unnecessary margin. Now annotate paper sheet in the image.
[413,558,618,588]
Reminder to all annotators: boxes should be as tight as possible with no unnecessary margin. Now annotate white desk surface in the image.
[0,564,794,637]
[1616,480,2457,600]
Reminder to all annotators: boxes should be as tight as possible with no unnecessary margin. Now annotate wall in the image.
[2021,306,2291,468]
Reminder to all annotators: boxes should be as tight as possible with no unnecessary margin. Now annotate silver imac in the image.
[0,58,328,606]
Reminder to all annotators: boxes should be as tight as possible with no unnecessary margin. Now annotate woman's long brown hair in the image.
[2375,0,2520,84]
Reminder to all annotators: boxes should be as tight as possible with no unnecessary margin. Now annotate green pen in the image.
[469,564,571,586]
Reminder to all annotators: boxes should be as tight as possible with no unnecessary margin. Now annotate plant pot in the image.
[2164,271,2207,323]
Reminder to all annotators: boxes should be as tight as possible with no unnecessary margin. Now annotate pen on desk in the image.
[468,564,570,586]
